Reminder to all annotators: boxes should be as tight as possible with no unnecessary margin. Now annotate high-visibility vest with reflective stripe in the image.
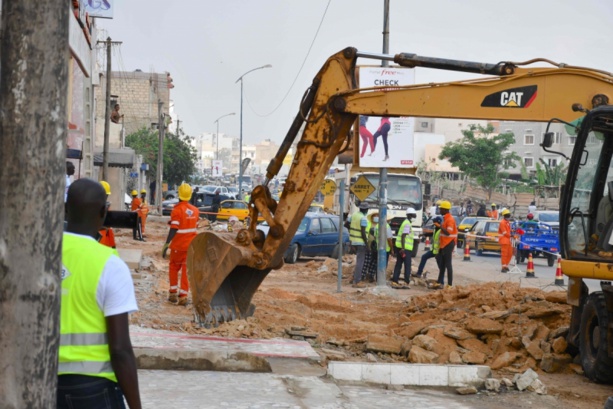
[374,223,391,252]
[432,229,441,255]
[395,219,414,250]
[59,233,117,382]
[349,212,366,245]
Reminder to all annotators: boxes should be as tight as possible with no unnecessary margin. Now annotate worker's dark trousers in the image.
[57,375,126,409]
[352,245,367,283]
[436,243,455,286]
[392,248,411,283]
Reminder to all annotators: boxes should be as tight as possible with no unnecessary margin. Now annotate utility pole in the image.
[97,37,122,181]
[377,0,390,288]
[0,1,69,406]
[176,117,180,136]
[157,100,165,214]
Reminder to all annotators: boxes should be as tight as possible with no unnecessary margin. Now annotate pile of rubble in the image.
[369,282,573,374]
[457,368,547,395]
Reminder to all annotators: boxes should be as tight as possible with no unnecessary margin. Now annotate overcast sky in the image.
[99,0,613,145]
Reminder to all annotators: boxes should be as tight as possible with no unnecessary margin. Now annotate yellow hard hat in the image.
[178,183,192,201]
[131,190,138,196]
[100,181,111,195]
[140,189,147,194]
[501,208,511,216]
[435,200,442,205]
[439,200,451,210]
[491,203,497,207]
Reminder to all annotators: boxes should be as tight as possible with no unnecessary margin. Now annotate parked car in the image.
[162,198,179,216]
[259,212,350,264]
[465,219,502,255]
[164,190,178,200]
[308,203,326,213]
[457,216,490,248]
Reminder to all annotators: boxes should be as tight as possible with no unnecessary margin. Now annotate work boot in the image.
[168,293,178,303]
[177,296,188,306]
[352,281,367,288]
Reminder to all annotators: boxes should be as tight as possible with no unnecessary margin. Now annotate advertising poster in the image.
[82,0,114,19]
[358,66,415,168]
[212,160,223,177]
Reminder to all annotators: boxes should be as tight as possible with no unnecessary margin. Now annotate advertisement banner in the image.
[357,66,415,168]
[82,0,114,19]
[212,160,223,177]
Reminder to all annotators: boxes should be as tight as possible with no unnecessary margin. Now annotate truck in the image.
[187,47,613,386]
[513,221,559,267]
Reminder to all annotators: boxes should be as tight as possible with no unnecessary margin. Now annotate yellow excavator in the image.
[187,46,613,382]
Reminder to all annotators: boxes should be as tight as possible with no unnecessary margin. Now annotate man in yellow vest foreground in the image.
[391,207,417,289]
[413,216,442,278]
[59,178,141,409]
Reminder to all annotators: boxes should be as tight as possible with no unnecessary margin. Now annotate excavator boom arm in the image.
[188,47,613,327]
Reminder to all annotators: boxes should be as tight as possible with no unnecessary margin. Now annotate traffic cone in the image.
[463,241,471,261]
[554,254,565,286]
[424,236,431,251]
[525,252,536,278]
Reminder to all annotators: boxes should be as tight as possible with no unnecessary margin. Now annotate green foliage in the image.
[125,127,197,187]
[535,159,567,186]
[439,124,520,200]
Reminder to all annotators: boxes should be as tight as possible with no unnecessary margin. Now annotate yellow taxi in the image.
[464,219,501,255]
[216,200,264,223]
[457,216,490,248]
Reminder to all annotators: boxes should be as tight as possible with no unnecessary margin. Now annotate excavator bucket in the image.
[187,231,271,328]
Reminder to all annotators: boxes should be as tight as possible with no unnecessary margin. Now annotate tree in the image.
[535,159,567,187]
[439,124,520,201]
[125,127,197,188]
[0,1,68,406]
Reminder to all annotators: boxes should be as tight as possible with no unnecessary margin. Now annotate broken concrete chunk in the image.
[444,326,475,340]
[456,386,478,395]
[408,346,439,364]
[464,317,503,334]
[462,350,487,365]
[484,378,501,392]
[527,378,547,395]
[516,368,539,391]
[501,378,514,388]
[449,350,463,364]
[552,337,568,354]
[490,352,520,370]
[365,334,404,355]
[412,334,438,352]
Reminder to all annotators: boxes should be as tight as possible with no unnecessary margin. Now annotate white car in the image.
[532,210,559,230]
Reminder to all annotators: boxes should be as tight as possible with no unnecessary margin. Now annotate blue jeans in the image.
[416,250,436,276]
[57,375,126,409]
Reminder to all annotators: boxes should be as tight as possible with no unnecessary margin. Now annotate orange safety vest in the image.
[439,213,458,248]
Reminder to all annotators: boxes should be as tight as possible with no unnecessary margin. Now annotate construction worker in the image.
[97,180,117,251]
[391,207,417,289]
[499,208,513,272]
[434,200,458,289]
[489,203,499,220]
[130,189,141,211]
[139,189,149,237]
[413,216,442,279]
[349,202,369,288]
[59,179,141,409]
[162,183,199,306]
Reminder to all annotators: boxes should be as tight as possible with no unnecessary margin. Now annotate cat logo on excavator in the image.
[481,85,537,108]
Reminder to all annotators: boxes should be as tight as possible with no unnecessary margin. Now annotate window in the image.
[309,217,321,233]
[320,217,336,233]
[547,158,558,167]
[524,134,535,145]
[524,157,534,168]
[421,122,429,128]
[569,136,577,145]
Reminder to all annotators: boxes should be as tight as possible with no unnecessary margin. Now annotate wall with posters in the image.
[357,66,415,169]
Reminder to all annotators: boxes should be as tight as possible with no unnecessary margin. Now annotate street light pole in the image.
[214,112,235,160]
[235,64,271,198]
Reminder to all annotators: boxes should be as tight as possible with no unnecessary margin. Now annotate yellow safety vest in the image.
[59,233,117,382]
[395,219,414,250]
[349,212,366,245]
[374,223,391,252]
[432,228,441,255]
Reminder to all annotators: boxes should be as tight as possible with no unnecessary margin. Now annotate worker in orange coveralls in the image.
[161,183,199,306]
[498,208,513,273]
[130,190,142,211]
[98,181,117,251]
[138,189,149,237]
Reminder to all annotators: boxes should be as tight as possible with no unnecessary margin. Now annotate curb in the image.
[327,362,491,387]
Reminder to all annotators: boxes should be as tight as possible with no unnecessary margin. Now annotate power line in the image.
[245,0,331,118]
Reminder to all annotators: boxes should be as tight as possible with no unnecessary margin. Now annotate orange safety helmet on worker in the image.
[161,182,199,305]
[498,208,513,272]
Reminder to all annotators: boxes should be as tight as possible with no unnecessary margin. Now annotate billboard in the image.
[212,160,223,177]
[357,66,415,168]
[82,0,114,19]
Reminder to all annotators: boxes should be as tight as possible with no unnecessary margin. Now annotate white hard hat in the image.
[406,207,417,215]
